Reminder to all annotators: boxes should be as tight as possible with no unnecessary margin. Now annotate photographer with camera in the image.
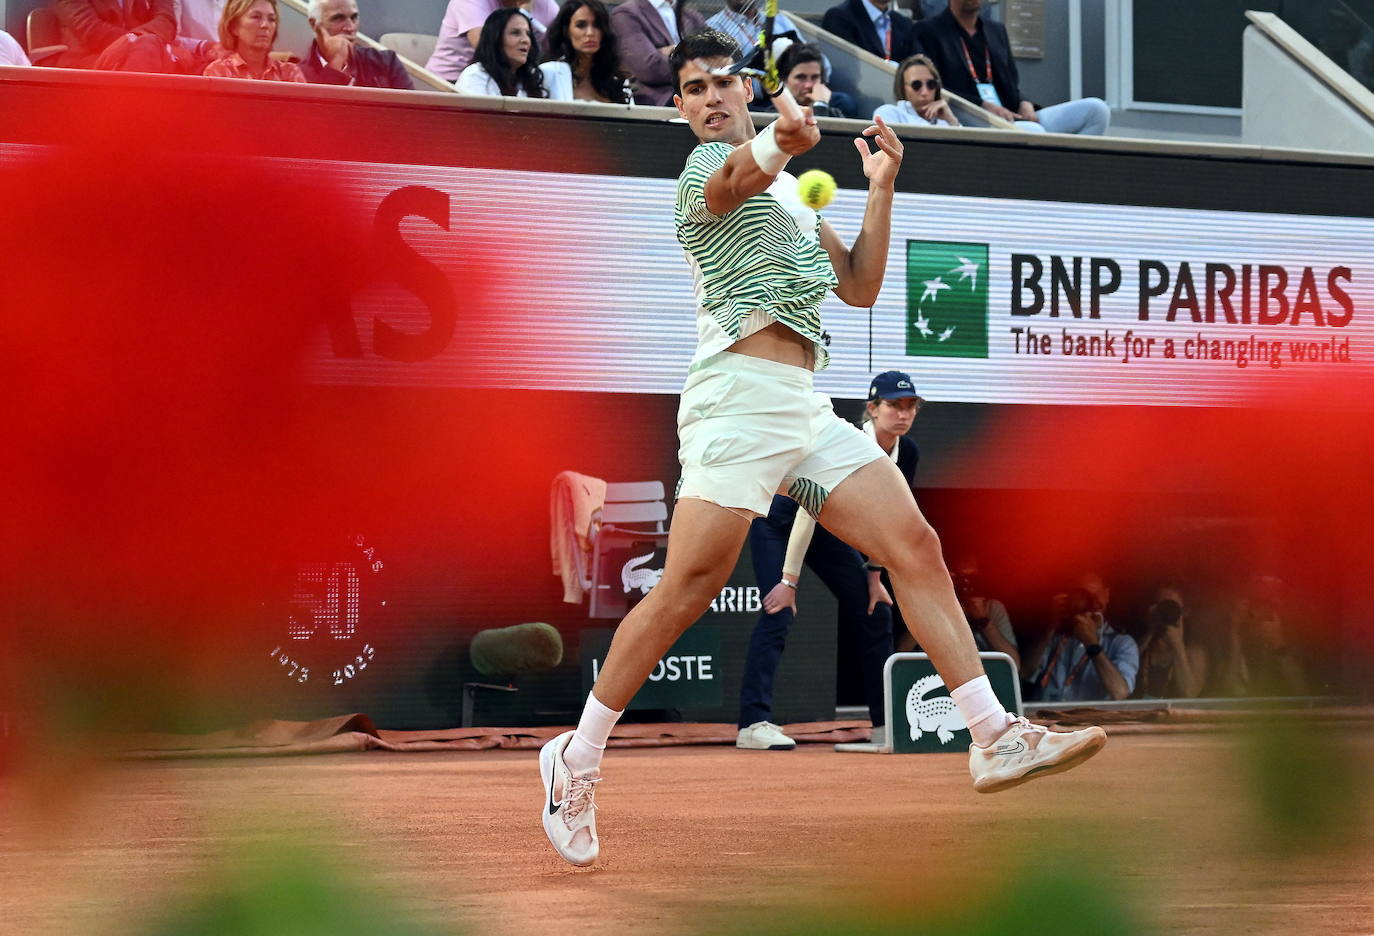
[1215,574,1305,697]
[1135,585,1207,699]
[950,556,1019,670]
[1025,571,1138,702]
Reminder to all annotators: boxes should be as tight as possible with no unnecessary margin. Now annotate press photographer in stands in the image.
[203,0,305,82]
[1134,585,1207,699]
[1025,572,1138,702]
[950,556,1018,669]
[1215,575,1306,697]
[540,0,633,103]
[302,0,414,89]
[457,8,548,97]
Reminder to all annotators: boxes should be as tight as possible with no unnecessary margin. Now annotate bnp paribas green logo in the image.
[906,240,989,358]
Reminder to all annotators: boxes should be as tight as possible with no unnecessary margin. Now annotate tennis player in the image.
[539,29,1106,867]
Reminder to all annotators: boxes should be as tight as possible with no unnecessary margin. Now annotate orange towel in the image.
[550,471,607,603]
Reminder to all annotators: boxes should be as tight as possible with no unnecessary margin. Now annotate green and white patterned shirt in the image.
[675,140,839,371]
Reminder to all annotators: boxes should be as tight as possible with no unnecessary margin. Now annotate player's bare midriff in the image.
[727,320,815,370]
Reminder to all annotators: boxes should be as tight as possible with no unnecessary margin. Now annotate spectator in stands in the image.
[1025,571,1138,702]
[820,0,918,64]
[54,0,177,68]
[915,0,1109,134]
[771,43,854,118]
[457,8,547,97]
[951,555,1018,669]
[301,0,414,89]
[874,53,959,126]
[204,0,304,81]
[540,0,632,103]
[1215,576,1306,697]
[705,0,800,62]
[1134,585,1207,699]
[0,29,32,67]
[611,0,704,106]
[428,0,560,82]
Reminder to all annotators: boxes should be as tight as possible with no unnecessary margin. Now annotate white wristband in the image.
[749,122,791,176]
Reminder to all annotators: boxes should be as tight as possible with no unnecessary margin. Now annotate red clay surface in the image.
[3,731,1372,936]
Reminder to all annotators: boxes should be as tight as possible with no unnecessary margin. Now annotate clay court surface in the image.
[4,730,1373,936]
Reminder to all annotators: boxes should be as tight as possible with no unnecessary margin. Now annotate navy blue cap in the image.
[867,370,924,402]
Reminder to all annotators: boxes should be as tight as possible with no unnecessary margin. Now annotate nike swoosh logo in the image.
[993,740,1027,757]
[547,750,563,815]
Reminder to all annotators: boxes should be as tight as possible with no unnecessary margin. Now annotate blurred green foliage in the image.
[1244,720,1368,854]
[721,861,1144,936]
[145,846,458,936]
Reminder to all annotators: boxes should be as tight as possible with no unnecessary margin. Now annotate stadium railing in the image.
[1243,10,1374,156]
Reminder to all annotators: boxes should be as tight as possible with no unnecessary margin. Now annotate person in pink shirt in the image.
[426,0,559,81]
[203,0,305,82]
[0,29,32,66]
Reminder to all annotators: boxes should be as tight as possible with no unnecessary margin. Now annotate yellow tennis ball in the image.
[797,169,837,210]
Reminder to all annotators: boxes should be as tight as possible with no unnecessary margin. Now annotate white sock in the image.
[563,691,622,775]
[950,675,1015,747]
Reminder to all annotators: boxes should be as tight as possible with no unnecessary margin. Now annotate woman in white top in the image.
[873,53,960,128]
[538,0,632,103]
[456,8,548,97]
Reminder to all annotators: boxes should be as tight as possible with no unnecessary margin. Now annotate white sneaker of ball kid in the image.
[969,716,1106,793]
[736,721,797,750]
[539,730,601,866]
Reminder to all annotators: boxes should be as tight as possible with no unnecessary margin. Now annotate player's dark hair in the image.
[474,8,548,98]
[777,42,824,82]
[543,0,633,103]
[669,29,743,96]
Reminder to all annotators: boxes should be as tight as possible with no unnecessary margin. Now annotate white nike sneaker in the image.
[736,721,796,750]
[539,730,601,866]
[969,716,1107,793]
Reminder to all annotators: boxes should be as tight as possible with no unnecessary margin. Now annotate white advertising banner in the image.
[298,160,1374,409]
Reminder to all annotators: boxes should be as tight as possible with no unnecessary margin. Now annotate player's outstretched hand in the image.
[854,115,903,187]
[772,87,821,156]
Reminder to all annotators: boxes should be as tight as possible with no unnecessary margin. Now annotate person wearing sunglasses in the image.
[874,53,959,127]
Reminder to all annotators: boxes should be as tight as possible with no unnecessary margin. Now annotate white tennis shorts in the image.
[676,351,885,519]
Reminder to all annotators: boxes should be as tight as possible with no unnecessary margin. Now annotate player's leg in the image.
[815,458,1105,790]
[737,497,800,749]
[541,352,812,864]
[592,496,751,709]
[540,496,750,866]
[816,458,986,684]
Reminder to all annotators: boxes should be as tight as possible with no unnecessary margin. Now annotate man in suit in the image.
[301,0,414,89]
[915,0,1109,133]
[819,0,917,63]
[611,0,704,106]
[54,0,178,68]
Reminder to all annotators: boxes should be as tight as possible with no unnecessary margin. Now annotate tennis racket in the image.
[675,0,799,97]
